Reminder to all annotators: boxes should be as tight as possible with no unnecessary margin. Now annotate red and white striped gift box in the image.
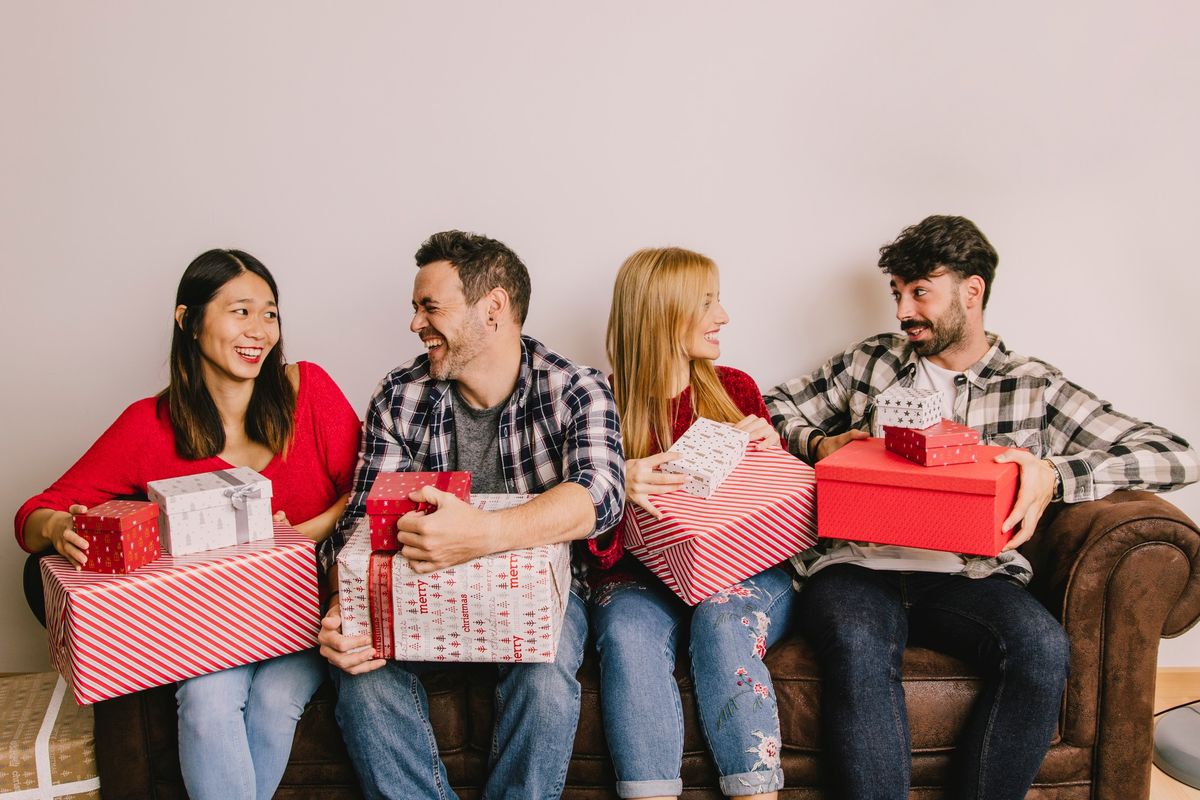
[339,494,571,662]
[623,447,818,605]
[41,522,320,705]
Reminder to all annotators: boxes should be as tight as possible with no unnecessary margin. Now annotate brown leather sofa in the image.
[92,490,1200,799]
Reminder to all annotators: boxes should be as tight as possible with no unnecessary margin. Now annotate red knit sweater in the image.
[589,365,771,575]
[15,361,362,552]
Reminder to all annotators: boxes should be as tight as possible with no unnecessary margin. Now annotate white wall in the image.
[2,2,1198,671]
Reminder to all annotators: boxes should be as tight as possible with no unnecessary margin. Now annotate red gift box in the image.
[41,522,320,705]
[623,447,818,605]
[815,438,1019,557]
[72,500,161,573]
[884,419,981,467]
[366,472,472,551]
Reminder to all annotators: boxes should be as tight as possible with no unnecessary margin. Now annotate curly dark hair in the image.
[878,215,998,308]
[414,230,532,325]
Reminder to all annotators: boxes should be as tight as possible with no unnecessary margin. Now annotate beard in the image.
[901,297,968,358]
[426,310,488,381]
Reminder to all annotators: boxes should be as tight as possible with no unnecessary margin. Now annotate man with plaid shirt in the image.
[318,230,624,800]
[767,215,1197,800]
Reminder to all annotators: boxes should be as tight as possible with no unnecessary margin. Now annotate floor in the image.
[1153,668,1200,799]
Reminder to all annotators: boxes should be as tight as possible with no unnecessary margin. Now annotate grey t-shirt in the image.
[449,386,508,493]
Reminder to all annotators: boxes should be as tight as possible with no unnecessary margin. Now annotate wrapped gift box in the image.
[41,523,319,705]
[624,447,818,605]
[339,493,570,662]
[146,467,273,555]
[0,672,99,799]
[659,418,750,498]
[72,499,160,573]
[873,385,942,430]
[815,438,1019,557]
[366,471,472,551]
[884,419,981,467]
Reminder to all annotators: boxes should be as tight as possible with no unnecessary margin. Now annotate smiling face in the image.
[682,270,729,361]
[891,268,970,358]
[410,260,490,381]
[188,271,280,386]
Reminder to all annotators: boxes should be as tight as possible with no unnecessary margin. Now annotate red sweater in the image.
[589,366,771,574]
[15,361,362,552]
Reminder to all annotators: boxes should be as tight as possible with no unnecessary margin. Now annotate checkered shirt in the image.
[320,335,626,596]
[766,332,1199,581]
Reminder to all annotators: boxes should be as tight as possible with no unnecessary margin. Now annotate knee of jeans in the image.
[515,661,581,717]
[1004,619,1070,692]
[176,673,248,727]
[249,672,321,721]
[811,619,899,675]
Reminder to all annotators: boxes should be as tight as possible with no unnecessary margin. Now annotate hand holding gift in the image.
[396,485,494,573]
[732,414,781,451]
[625,452,688,520]
[37,505,91,569]
[318,590,384,676]
[995,449,1059,551]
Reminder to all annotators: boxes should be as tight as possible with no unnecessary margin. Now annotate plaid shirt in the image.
[320,335,626,595]
[766,332,1199,579]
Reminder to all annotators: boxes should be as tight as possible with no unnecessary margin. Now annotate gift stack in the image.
[43,467,321,705]
[815,386,1020,557]
[339,492,571,663]
[366,472,471,551]
[624,418,819,605]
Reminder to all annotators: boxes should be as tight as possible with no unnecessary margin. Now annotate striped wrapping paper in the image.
[41,523,320,705]
[623,447,818,605]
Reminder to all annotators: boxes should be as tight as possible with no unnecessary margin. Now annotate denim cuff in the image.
[616,777,683,798]
[718,767,784,796]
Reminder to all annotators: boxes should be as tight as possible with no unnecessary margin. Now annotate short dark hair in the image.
[164,249,295,459]
[414,230,532,324]
[878,215,998,308]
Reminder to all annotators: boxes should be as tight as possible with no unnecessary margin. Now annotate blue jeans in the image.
[591,565,797,798]
[332,591,589,800]
[798,564,1070,800]
[176,648,325,800]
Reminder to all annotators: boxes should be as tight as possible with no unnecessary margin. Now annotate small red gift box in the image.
[42,523,320,705]
[623,447,818,605]
[366,472,472,551]
[815,438,1019,557]
[884,419,981,467]
[72,500,161,574]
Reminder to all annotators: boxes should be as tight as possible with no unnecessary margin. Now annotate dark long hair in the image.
[162,249,295,459]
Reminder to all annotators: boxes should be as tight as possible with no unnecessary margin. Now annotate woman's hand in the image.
[40,506,90,569]
[734,415,781,450]
[626,452,688,520]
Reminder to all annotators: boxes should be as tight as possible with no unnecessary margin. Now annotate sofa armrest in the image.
[1022,490,1200,800]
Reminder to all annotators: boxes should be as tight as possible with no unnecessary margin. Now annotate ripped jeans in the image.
[591,564,796,798]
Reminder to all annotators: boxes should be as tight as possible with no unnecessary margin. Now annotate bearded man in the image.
[766,215,1197,800]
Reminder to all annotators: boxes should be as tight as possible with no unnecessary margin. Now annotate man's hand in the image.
[815,429,869,461]
[625,452,688,520]
[734,415,781,450]
[995,450,1058,551]
[317,599,386,675]
[395,486,495,573]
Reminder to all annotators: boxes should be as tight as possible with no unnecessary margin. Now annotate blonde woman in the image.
[589,247,794,800]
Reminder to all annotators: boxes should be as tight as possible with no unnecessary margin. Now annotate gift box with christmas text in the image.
[815,438,1019,557]
[883,419,981,467]
[623,447,818,605]
[339,494,570,662]
[72,499,161,574]
[366,471,472,551]
[146,467,273,555]
[41,523,320,705]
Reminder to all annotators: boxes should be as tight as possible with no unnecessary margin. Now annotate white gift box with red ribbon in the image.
[658,418,750,498]
[147,466,273,555]
[338,493,571,663]
[41,523,320,705]
[872,385,943,431]
[624,447,818,605]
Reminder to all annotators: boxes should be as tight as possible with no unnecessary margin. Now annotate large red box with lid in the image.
[815,438,1020,557]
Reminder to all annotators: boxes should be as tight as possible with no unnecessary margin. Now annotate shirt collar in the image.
[426,335,535,414]
[898,331,1007,390]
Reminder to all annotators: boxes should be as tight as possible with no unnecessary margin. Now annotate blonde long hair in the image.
[607,247,744,460]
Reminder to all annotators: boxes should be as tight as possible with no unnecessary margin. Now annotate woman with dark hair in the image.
[15,249,362,800]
